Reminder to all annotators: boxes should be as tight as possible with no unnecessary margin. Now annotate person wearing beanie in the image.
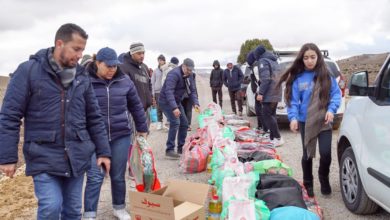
[210,60,224,107]
[159,58,200,159]
[151,54,167,130]
[119,42,152,121]
[223,61,244,116]
[253,46,284,147]
[246,51,269,133]
[83,47,148,220]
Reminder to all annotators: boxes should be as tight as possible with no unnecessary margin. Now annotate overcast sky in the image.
[0,0,389,75]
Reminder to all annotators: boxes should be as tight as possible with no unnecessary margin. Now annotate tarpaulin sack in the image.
[237,142,275,151]
[299,182,324,219]
[220,199,270,220]
[270,206,320,220]
[256,186,307,211]
[238,151,276,163]
[223,114,244,120]
[225,119,250,127]
[180,140,210,173]
[234,127,264,142]
[257,174,302,190]
[129,136,161,192]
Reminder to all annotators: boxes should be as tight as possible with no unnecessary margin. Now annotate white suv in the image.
[337,54,390,214]
[245,51,346,129]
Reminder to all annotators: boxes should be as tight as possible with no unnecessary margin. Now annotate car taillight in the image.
[338,74,346,97]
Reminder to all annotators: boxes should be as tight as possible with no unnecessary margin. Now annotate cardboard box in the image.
[129,179,210,220]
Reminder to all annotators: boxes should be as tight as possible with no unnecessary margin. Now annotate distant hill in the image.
[337,53,389,83]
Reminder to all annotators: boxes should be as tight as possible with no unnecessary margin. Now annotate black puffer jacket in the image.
[119,53,152,110]
[210,60,224,88]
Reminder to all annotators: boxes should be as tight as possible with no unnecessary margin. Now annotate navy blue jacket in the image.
[223,65,244,91]
[159,66,199,110]
[0,48,111,177]
[87,63,148,141]
[257,51,282,103]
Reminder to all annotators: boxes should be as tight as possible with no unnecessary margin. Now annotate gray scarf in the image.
[304,80,332,158]
[48,49,76,88]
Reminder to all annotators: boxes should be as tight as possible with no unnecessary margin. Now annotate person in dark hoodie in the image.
[159,58,200,159]
[210,60,224,107]
[0,23,111,219]
[83,47,148,220]
[119,42,152,119]
[223,61,244,115]
[246,51,268,133]
[253,45,284,147]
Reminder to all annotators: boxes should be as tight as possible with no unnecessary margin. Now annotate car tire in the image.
[245,98,255,116]
[339,147,379,214]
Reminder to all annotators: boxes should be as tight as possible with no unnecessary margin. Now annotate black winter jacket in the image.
[119,53,152,110]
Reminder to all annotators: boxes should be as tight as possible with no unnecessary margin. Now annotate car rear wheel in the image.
[245,98,255,116]
[339,147,379,214]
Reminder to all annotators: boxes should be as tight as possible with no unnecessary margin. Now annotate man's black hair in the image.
[54,23,88,44]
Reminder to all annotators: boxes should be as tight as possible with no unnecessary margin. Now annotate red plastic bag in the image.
[180,140,210,173]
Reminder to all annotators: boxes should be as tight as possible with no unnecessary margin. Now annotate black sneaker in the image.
[165,151,180,160]
[177,148,183,155]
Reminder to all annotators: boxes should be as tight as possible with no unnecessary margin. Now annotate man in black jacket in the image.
[209,60,224,107]
[119,42,152,112]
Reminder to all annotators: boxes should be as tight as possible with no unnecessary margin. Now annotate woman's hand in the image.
[325,112,334,124]
[290,120,299,133]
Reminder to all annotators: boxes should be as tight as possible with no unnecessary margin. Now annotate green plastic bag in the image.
[223,126,235,140]
[252,159,293,176]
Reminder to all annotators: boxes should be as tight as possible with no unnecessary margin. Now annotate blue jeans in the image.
[83,135,131,218]
[33,173,85,220]
[159,101,188,152]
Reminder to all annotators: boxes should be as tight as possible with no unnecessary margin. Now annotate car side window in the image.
[379,61,390,103]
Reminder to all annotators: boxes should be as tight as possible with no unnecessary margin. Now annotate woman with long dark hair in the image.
[278,43,341,197]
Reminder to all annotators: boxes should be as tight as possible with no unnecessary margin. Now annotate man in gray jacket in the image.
[151,54,166,130]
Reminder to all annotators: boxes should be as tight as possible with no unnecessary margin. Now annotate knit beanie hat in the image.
[129,42,145,55]
[170,57,179,65]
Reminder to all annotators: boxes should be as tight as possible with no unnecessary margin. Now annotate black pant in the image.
[228,90,243,114]
[262,102,280,139]
[154,93,163,122]
[255,99,268,131]
[181,97,193,126]
[299,122,332,186]
[211,87,223,107]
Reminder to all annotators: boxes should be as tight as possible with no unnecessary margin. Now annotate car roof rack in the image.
[274,50,329,58]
